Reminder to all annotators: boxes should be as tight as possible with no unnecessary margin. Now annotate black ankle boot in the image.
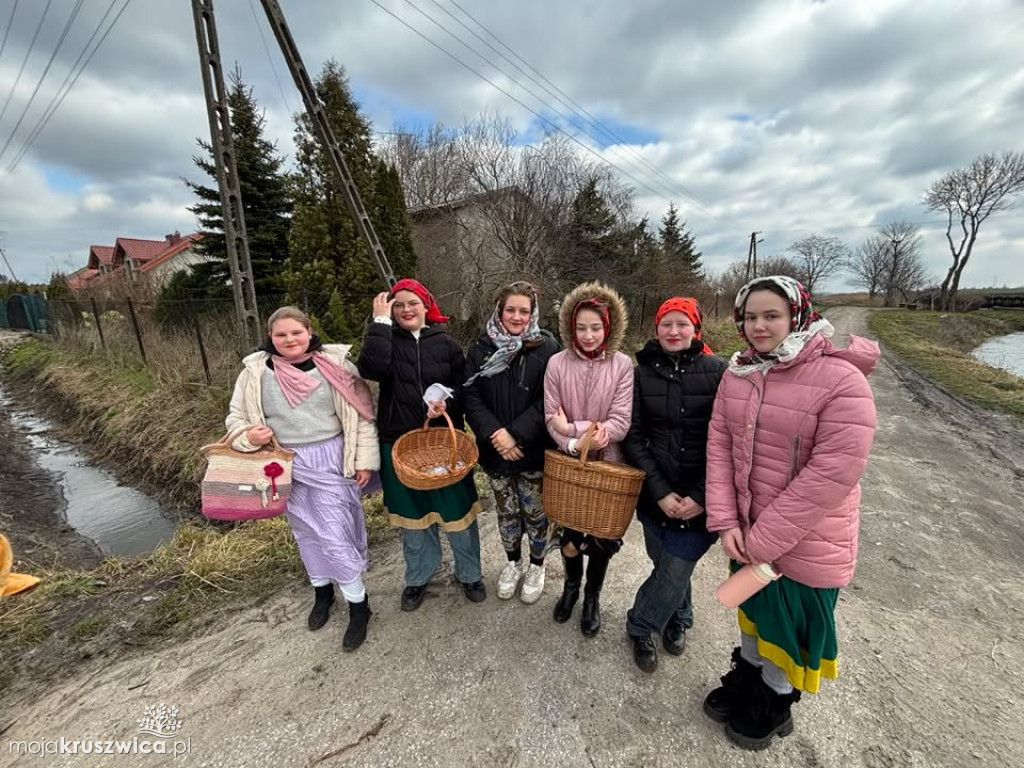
[342,596,372,652]
[579,553,609,637]
[703,647,761,722]
[724,675,801,751]
[307,584,334,631]
[553,553,583,623]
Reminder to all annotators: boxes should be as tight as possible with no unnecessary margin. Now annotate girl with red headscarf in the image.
[357,279,486,613]
[621,297,726,673]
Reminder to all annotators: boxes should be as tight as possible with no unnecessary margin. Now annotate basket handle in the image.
[422,410,459,471]
[578,422,598,465]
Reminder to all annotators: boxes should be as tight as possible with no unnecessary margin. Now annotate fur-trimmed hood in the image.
[557,281,628,355]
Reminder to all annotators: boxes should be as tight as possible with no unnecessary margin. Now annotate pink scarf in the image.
[270,352,376,422]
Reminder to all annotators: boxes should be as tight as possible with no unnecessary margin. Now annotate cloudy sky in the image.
[0,0,1021,289]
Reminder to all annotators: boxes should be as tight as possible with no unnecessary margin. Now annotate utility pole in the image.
[745,231,761,282]
[258,0,396,288]
[191,0,262,354]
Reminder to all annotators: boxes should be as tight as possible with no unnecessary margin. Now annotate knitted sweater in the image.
[260,368,342,445]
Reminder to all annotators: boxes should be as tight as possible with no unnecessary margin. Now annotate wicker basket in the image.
[542,425,645,539]
[392,411,479,491]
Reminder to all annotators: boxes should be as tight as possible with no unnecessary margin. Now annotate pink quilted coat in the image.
[705,333,879,588]
[544,282,633,463]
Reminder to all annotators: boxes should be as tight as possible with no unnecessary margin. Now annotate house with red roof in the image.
[68,232,208,294]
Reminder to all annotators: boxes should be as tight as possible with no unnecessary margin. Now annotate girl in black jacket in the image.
[622,297,726,672]
[464,282,559,604]
[357,278,485,612]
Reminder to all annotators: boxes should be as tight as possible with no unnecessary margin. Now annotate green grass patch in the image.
[68,614,109,643]
[870,309,1024,419]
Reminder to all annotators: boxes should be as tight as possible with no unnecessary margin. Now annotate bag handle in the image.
[201,424,286,454]
[421,411,459,471]
[579,422,598,465]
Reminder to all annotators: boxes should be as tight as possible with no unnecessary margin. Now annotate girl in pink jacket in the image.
[545,282,633,637]
[703,276,878,750]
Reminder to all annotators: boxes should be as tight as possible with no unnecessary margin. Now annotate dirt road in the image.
[4,308,1023,767]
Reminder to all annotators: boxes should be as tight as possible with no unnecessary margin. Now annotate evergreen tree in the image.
[371,159,417,280]
[658,203,704,286]
[566,177,623,282]
[286,60,413,340]
[184,65,293,298]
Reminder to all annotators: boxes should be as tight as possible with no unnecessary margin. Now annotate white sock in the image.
[339,577,366,603]
[310,577,331,588]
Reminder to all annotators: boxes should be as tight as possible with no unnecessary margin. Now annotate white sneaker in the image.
[520,563,546,604]
[497,561,524,600]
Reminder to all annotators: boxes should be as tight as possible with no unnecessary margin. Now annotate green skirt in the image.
[380,442,481,532]
[731,561,840,694]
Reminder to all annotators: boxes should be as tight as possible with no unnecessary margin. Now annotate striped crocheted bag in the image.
[200,427,295,521]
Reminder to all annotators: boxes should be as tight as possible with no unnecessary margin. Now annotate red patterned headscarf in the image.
[654,297,714,355]
[390,278,449,324]
[572,298,611,359]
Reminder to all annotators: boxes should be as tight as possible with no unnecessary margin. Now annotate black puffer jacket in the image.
[622,339,726,531]
[357,321,467,443]
[463,329,560,476]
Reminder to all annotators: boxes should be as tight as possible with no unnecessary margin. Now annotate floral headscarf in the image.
[729,275,834,376]
[390,278,449,324]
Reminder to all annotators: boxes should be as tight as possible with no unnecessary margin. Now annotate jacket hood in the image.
[826,334,880,376]
[779,332,880,376]
[557,281,628,355]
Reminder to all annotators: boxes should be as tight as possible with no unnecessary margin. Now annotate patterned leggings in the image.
[488,472,548,563]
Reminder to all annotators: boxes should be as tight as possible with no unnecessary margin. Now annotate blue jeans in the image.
[627,523,699,638]
[402,520,482,587]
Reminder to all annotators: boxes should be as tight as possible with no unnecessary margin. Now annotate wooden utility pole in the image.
[744,231,761,282]
[258,0,396,288]
[191,0,262,354]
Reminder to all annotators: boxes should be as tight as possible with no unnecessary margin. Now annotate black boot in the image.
[307,584,334,631]
[662,619,687,656]
[724,675,801,750]
[703,646,761,722]
[342,596,372,652]
[553,553,583,623]
[631,634,658,672]
[580,553,609,637]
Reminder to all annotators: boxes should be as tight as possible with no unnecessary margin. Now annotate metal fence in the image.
[44,291,376,390]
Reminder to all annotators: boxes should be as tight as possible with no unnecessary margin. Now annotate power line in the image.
[400,0,725,224]
[245,0,293,116]
[0,0,86,164]
[0,0,53,126]
[7,0,132,174]
[440,0,716,222]
[367,0,719,224]
[0,0,21,66]
[409,0,694,212]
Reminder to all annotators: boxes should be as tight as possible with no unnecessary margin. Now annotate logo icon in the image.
[137,704,183,738]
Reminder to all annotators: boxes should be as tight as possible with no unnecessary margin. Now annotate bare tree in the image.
[848,235,888,300]
[877,221,928,305]
[923,151,1024,310]
[787,234,850,293]
[381,112,637,326]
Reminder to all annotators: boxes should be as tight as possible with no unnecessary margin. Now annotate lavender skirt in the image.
[283,434,367,585]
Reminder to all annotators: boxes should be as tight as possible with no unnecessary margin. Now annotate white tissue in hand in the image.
[422,383,454,405]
